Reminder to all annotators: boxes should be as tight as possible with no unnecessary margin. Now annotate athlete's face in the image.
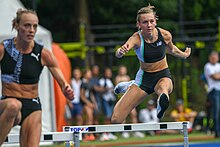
[137,13,156,35]
[16,13,39,43]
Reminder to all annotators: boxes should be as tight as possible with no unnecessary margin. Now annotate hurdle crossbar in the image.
[4,132,76,143]
[64,121,188,133]
[63,122,189,147]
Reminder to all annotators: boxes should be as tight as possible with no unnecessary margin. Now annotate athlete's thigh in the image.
[0,98,21,115]
[0,100,6,114]
[114,84,147,116]
[20,111,42,147]
[154,77,173,95]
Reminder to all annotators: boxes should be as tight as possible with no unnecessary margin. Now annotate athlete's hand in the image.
[116,44,129,58]
[63,84,74,100]
[184,47,191,59]
[119,44,129,55]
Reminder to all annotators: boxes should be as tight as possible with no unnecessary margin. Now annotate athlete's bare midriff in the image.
[2,82,39,98]
[140,56,168,72]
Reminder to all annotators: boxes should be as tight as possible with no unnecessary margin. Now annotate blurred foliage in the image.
[21,0,220,41]
[184,0,220,20]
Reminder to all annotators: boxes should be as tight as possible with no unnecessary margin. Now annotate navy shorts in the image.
[1,96,42,125]
[134,68,173,94]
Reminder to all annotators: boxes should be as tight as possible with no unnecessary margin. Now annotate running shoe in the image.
[157,93,169,119]
[108,133,118,140]
[133,131,145,138]
[114,80,135,95]
[100,133,109,141]
[121,132,130,138]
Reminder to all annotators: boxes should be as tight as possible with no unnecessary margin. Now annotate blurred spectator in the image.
[99,68,117,141]
[115,65,131,83]
[139,99,158,123]
[170,99,197,133]
[139,99,159,136]
[90,65,105,124]
[68,68,83,126]
[205,97,214,134]
[204,51,220,137]
[115,65,145,138]
[80,69,97,141]
[200,72,213,134]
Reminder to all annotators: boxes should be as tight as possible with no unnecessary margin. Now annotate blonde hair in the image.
[12,8,37,30]
[136,4,158,23]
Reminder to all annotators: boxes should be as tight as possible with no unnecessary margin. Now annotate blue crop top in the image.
[135,27,166,63]
[1,38,44,84]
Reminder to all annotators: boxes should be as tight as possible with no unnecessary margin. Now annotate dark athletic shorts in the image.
[134,68,173,94]
[1,96,42,125]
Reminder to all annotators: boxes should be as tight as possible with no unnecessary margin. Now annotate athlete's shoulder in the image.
[158,28,171,38]
[0,42,3,49]
[0,42,4,49]
[158,27,172,43]
[41,48,56,66]
[41,48,52,56]
[130,31,140,39]
[125,31,141,49]
[0,42,5,61]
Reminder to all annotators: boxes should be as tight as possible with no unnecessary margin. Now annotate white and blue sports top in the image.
[134,27,166,63]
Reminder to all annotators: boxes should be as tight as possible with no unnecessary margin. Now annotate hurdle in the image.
[4,122,189,147]
[4,132,77,143]
[63,121,189,147]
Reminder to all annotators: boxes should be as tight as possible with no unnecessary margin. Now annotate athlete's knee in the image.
[5,99,22,118]
[156,84,173,94]
[155,86,169,96]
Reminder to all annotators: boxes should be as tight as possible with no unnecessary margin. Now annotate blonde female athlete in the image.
[111,5,191,124]
[0,9,74,147]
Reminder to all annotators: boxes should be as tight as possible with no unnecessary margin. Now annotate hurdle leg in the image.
[74,132,80,147]
[183,122,189,147]
[65,141,71,147]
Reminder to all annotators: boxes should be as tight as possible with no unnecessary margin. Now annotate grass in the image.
[41,131,220,147]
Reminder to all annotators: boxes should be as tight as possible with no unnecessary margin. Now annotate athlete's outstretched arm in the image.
[162,29,191,59]
[115,32,139,58]
[41,48,74,100]
[167,43,191,59]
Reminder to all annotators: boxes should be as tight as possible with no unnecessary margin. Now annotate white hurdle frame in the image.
[4,132,76,143]
[4,122,189,147]
[63,121,189,147]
